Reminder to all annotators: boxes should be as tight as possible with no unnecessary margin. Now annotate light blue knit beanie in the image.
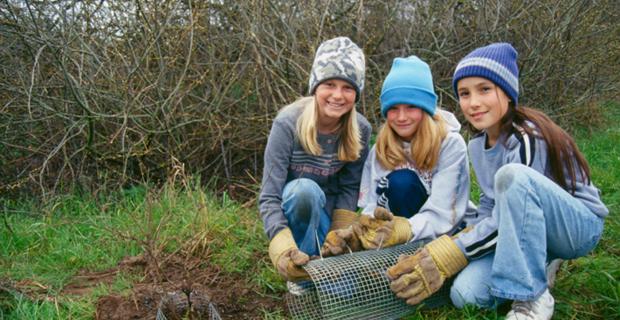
[453,42,519,105]
[380,56,437,117]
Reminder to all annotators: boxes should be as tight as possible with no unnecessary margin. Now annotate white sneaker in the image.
[546,259,564,288]
[286,281,313,296]
[505,288,555,320]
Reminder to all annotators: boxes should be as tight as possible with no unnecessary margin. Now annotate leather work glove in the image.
[320,209,362,257]
[386,235,468,305]
[268,228,310,281]
[353,207,412,250]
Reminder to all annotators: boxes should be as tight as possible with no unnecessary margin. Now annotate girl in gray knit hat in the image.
[258,37,371,283]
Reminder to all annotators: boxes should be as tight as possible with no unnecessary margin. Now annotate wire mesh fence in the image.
[287,241,452,320]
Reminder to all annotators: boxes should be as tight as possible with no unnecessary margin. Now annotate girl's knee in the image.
[495,163,532,194]
[450,283,496,309]
[386,169,420,190]
[384,169,427,217]
[450,282,478,309]
[283,178,323,203]
[450,285,468,309]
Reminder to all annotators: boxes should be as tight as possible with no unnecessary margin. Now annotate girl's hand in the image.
[320,226,362,257]
[387,235,467,304]
[353,207,412,249]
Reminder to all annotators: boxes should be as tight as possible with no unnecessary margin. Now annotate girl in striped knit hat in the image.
[386,43,608,320]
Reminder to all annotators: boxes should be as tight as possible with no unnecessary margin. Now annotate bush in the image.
[1,0,618,197]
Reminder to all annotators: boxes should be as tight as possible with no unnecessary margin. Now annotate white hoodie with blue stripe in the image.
[358,109,475,242]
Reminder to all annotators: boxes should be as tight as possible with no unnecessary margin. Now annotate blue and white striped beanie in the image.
[453,43,519,105]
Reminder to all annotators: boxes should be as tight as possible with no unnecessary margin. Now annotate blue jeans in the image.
[376,169,429,218]
[282,178,331,257]
[451,164,604,307]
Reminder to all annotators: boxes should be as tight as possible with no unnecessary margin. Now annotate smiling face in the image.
[457,77,511,139]
[314,79,356,128]
[386,104,424,141]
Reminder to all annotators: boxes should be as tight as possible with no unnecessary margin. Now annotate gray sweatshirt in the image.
[454,126,609,259]
[358,109,472,241]
[259,97,372,240]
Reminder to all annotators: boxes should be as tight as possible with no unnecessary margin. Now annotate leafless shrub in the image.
[0,0,618,198]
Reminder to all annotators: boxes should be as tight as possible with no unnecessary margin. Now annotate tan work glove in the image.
[268,228,310,281]
[386,235,468,305]
[320,209,362,257]
[353,207,412,249]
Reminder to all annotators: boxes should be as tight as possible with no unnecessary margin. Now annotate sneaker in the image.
[546,259,564,288]
[505,288,555,320]
[287,280,314,296]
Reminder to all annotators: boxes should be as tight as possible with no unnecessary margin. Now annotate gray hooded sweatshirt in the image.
[259,97,372,240]
[454,123,609,260]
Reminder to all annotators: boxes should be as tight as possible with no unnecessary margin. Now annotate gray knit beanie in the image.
[308,37,365,101]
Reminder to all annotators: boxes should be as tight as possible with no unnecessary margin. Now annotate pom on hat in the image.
[453,42,519,105]
[380,56,437,117]
[308,37,365,102]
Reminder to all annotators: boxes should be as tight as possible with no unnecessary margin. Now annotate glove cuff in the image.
[268,228,297,267]
[393,216,413,243]
[330,209,358,230]
[426,235,468,277]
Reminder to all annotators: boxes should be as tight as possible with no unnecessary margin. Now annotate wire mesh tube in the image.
[156,303,222,320]
[155,291,222,320]
[286,241,452,320]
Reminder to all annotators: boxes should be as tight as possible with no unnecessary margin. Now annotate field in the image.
[1,102,619,319]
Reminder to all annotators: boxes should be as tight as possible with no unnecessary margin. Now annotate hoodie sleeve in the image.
[409,132,470,241]
[357,145,382,215]
[453,131,551,260]
[334,115,372,211]
[258,117,295,240]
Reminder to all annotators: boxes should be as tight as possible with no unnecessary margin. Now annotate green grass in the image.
[1,184,279,319]
[1,102,618,319]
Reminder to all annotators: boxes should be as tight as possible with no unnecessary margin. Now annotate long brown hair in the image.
[499,103,591,193]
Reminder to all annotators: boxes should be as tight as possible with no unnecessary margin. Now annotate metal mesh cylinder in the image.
[155,293,222,320]
[287,241,452,320]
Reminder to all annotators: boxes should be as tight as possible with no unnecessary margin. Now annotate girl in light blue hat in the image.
[321,55,472,255]
[386,43,608,320]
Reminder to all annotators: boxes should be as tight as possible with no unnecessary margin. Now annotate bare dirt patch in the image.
[59,254,285,319]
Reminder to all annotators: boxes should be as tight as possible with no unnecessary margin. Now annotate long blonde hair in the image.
[293,97,362,162]
[376,111,447,171]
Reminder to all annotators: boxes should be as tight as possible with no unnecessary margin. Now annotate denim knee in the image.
[381,169,428,218]
[386,169,418,189]
[450,256,502,309]
[282,178,324,207]
[450,280,497,309]
[494,163,529,194]
[450,283,470,309]
[450,278,491,309]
